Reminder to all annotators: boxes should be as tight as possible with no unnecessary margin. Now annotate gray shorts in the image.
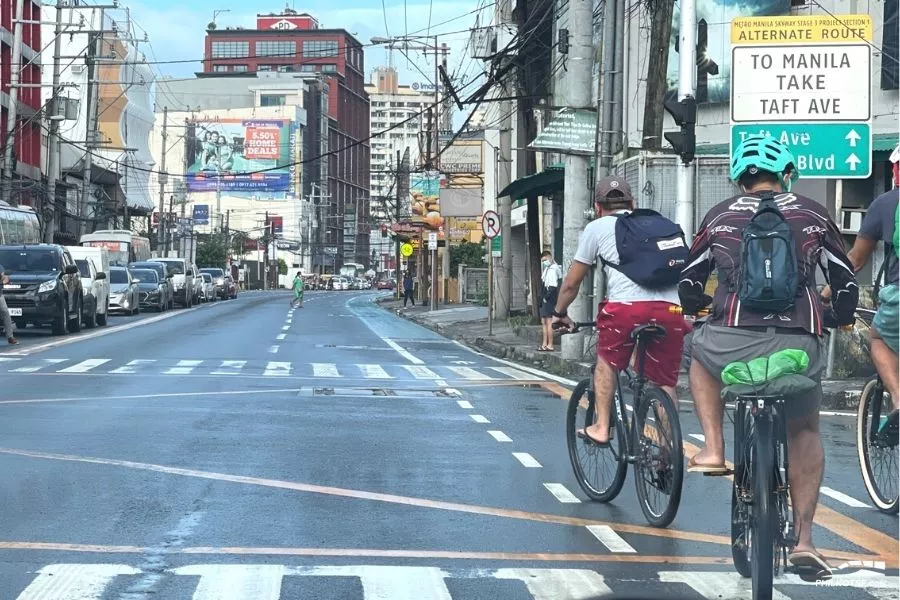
[691,324,826,418]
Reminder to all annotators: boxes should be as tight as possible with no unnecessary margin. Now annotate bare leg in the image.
[786,411,824,556]
[584,357,617,443]
[541,318,550,348]
[689,359,726,466]
[545,318,554,350]
[870,333,899,410]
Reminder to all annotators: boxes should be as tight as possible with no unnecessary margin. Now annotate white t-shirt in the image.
[541,262,562,289]
[573,211,680,304]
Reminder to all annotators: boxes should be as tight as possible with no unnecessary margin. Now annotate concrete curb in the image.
[379,301,866,412]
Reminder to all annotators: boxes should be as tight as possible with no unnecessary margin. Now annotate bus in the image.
[80,230,151,266]
[339,262,365,279]
[0,202,40,245]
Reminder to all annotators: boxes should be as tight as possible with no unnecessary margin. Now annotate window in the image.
[256,40,296,57]
[321,64,337,73]
[302,40,338,57]
[260,94,286,107]
[213,64,228,72]
[258,65,273,71]
[211,41,249,59]
[298,64,316,72]
[232,65,248,72]
[277,65,292,72]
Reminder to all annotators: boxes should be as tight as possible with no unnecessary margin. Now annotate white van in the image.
[67,246,110,326]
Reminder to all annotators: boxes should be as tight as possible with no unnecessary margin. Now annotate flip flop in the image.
[789,551,832,581]
[687,456,729,475]
[576,428,610,448]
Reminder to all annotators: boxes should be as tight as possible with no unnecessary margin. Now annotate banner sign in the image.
[192,204,209,225]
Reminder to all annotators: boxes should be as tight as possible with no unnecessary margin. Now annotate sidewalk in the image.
[378,298,868,411]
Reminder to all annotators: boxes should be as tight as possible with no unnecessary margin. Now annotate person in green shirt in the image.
[291,271,305,308]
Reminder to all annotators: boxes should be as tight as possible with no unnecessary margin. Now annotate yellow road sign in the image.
[731,14,872,44]
[400,243,414,257]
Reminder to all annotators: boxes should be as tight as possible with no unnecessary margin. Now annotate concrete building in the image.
[2,0,43,207]
[201,8,370,268]
[40,4,156,244]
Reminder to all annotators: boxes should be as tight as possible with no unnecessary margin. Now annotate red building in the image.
[1,0,42,205]
[202,8,371,270]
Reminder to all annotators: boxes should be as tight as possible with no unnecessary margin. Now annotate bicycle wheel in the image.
[731,403,752,577]
[856,378,899,513]
[751,414,776,600]
[633,384,684,527]
[566,378,627,502]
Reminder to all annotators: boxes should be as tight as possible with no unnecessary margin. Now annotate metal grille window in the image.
[260,94,286,107]
[211,41,249,58]
[298,64,316,72]
[256,40,296,58]
[232,65,248,73]
[303,40,339,57]
[213,64,228,72]
[321,64,337,73]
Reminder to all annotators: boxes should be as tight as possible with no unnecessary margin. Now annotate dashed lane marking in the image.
[586,525,637,553]
[312,363,341,378]
[457,400,473,409]
[512,452,542,468]
[820,487,871,509]
[487,430,512,442]
[470,415,490,424]
[542,483,581,504]
[12,358,66,372]
[164,360,202,375]
[211,360,247,376]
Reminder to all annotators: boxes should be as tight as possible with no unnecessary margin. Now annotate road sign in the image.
[491,235,501,257]
[729,14,873,179]
[482,210,501,239]
[731,123,872,178]
[400,243,414,257]
[428,232,438,251]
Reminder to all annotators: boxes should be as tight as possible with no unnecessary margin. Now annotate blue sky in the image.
[129,0,490,96]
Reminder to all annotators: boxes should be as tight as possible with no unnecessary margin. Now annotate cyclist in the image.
[291,271,305,308]
[679,134,858,575]
[552,176,688,445]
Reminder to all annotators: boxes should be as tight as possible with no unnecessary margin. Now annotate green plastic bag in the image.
[721,349,810,386]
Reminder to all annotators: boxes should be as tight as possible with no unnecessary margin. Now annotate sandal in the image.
[576,428,610,448]
[789,551,832,581]
[687,455,729,475]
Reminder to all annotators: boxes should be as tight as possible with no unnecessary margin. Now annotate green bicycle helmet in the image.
[730,134,799,190]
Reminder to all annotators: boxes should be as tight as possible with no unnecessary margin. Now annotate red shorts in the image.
[596,301,687,387]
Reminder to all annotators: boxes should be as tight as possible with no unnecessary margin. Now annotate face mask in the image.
[541,260,550,268]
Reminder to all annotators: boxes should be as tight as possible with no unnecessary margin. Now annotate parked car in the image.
[224,275,237,299]
[73,256,107,327]
[0,244,83,335]
[200,273,216,302]
[128,268,167,312]
[189,262,203,305]
[109,266,141,315]
[200,267,227,299]
[375,279,395,290]
[149,258,193,307]
[129,261,173,310]
[68,246,110,326]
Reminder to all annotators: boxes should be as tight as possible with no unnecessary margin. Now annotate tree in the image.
[196,237,227,267]
[276,258,288,276]
[450,240,486,275]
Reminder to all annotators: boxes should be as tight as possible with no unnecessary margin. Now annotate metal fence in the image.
[462,267,489,303]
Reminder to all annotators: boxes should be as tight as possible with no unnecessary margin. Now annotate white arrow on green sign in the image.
[730,123,872,179]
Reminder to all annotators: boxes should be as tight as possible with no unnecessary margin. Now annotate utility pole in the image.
[79,17,102,240]
[394,149,402,300]
[670,0,698,241]
[641,1,675,150]
[493,0,514,320]
[1,0,25,203]
[561,0,593,361]
[157,107,168,254]
[43,0,65,242]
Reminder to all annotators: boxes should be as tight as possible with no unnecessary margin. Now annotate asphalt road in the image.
[0,290,894,599]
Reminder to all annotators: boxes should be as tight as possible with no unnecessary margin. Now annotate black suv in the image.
[0,245,84,335]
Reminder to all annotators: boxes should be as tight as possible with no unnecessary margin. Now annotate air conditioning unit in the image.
[71,64,85,75]
[470,27,497,60]
[840,207,867,234]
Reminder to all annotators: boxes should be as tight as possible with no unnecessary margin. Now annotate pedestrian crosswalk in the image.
[0,357,540,382]
[8,563,897,599]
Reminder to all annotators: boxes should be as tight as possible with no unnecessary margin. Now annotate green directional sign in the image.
[491,235,502,257]
[730,123,872,179]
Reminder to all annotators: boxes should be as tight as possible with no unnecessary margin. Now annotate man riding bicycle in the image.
[552,176,688,445]
[679,134,858,574]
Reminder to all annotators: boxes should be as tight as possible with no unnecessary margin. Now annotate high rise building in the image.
[202,8,370,269]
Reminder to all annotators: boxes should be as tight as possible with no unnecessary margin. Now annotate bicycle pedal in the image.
[702,468,734,477]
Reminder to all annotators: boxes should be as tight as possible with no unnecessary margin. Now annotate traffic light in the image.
[696,20,719,104]
[664,96,697,164]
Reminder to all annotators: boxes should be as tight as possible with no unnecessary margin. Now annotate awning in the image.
[874,133,898,153]
[498,163,564,199]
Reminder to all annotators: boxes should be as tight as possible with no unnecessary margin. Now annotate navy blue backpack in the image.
[602,209,689,288]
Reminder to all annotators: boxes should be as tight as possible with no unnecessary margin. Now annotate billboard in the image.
[410,172,445,230]
[185,119,297,193]
[192,204,209,225]
[439,188,482,217]
[666,0,790,104]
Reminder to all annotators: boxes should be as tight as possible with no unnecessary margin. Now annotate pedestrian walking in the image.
[0,265,17,344]
[402,271,415,307]
[291,271,305,308]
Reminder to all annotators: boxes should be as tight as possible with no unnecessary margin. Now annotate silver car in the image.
[200,272,216,302]
[108,266,140,315]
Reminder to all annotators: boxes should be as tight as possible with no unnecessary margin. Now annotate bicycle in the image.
[559,320,684,528]
[852,308,898,514]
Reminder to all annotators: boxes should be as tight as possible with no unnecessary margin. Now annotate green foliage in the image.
[450,241,486,274]
[277,258,288,275]
[196,237,227,268]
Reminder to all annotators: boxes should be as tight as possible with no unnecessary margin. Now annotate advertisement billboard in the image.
[410,172,445,230]
[185,119,296,193]
[192,204,209,225]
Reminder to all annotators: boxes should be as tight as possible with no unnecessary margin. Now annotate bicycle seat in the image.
[721,374,818,402]
[630,323,666,341]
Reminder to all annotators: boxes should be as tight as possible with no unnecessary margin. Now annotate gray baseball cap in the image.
[595,175,633,203]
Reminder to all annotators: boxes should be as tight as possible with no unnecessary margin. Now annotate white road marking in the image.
[268,345,279,354]
[689,433,705,442]
[211,360,247,376]
[12,358,67,372]
[173,564,284,600]
[359,364,391,379]
[276,334,286,340]
[384,338,424,365]
[452,341,577,386]
[110,359,156,374]
[281,325,290,331]
[820,486,871,508]
[470,414,490,423]
[293,565,452,600]
[493,568,611,599]
[487,430,512,442]
[264,362,292,377]
[435,379,448,387]
[542,483,581,503]
[286,320,292,325]
[512,452,542,468]
[660,571,791,600]
[585,525,637,553]
[16,563,141,600]
[312,363,340,378]
[444,388,461,397]
[58,358,111,373]
[165,360,202,375]
[447,366,492,380]
[456,400,473,409]
[489,366,535,380]
[401,365,439,379]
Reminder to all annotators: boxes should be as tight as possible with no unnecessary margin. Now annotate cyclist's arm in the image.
[847,236,877,274]
[822,218,859,325]
[554,260,591,316]
[678,215,714,314]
